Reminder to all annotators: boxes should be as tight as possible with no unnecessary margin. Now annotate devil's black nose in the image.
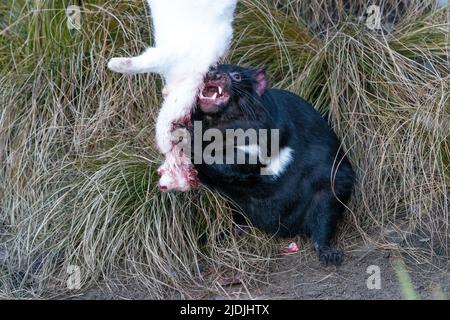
[207,69,222,80]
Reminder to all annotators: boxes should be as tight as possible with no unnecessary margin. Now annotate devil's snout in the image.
[206,69,223,81]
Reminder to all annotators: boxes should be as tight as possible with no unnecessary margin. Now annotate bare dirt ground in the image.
[243,246,449,300]
[68,243,449,300]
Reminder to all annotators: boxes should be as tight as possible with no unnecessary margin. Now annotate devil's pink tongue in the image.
[204,86,218,98]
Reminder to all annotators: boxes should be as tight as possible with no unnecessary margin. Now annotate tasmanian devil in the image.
[189,64,355,266]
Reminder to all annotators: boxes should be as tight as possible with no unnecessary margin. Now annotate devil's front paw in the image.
[316,245,344,266]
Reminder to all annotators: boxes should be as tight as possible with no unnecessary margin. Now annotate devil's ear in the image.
[252,68,268,96]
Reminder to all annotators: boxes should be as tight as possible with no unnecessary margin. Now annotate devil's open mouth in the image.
[198,84,230,113]
[200,84,224,99]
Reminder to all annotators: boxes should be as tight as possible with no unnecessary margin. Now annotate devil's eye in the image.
[230,72,242,81]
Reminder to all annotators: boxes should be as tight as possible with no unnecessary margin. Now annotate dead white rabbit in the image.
[108,0,237,191]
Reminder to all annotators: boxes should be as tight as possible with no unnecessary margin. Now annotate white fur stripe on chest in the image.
[236,145,294,176]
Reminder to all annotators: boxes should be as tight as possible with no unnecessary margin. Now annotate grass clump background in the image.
[0,0,449,298]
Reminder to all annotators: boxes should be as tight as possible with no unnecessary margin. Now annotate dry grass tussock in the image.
[0,0,448,298]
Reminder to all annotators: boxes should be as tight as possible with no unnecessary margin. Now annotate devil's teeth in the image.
[212,92,218,99]
[218,87,223,95]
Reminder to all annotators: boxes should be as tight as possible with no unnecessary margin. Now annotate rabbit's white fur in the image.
[108,0,237,191]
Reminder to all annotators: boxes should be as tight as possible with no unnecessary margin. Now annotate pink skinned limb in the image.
[157,147,199,192]
[155,75,204,192]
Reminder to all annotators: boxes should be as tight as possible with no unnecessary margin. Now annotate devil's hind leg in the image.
[304,190,348,266]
